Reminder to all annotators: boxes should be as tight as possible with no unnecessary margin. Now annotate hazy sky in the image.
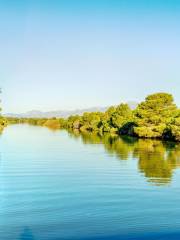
[1,0,180,113]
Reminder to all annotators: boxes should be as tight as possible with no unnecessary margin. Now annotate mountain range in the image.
[4,102,138,119]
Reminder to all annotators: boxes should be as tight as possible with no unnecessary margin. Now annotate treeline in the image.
[8,93,180,142]
[0,118,6,133]
[0,89,7,133]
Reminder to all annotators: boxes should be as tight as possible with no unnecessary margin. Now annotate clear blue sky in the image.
[1,0,180,113]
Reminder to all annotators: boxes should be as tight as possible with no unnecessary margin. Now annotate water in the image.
[0,124,180,240]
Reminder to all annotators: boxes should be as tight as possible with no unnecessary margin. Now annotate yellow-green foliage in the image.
[0,91,7,132]
[6,92,180,142]
[168,110,180,141]
[65,93,180,142]
[0,117,7,133]
[43,119,61,129]
[134,93,177,138]
[0,122,3,132]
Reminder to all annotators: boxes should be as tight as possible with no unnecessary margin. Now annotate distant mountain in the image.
[4,102,138,119]
[4,107,108,119]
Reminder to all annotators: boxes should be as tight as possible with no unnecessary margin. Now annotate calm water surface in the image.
[0,124,180,240]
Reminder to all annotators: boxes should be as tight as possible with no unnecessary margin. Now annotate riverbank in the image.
[0,118,7,133]
[5,93,180,142]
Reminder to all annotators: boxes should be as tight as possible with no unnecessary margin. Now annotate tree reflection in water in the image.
[68,130,180,186]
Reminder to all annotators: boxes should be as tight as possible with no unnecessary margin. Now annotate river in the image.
[0,124,180,240]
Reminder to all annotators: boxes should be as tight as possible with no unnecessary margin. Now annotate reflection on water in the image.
[1,125,180,240]
[19,227,35,240]
[68,130,180,185]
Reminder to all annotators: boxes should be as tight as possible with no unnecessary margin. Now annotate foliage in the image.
[43,118,61,130]
[168,109,180,141]
[3,92,180,142]
[134,93,179,140]
[0,89,7,132]
[64,93,179,141]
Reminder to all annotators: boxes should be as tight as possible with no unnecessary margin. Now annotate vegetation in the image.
[63,92,180,142]
[7,92,180,142]
[0,89,7,133]
[2,91,180,182]
[134,93,177,138]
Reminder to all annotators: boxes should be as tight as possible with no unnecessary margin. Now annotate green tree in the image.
[111,103,133,133]
[168,109,180,141]
[134,93,177,138]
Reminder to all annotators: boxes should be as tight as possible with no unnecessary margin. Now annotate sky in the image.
[0,0,180,113]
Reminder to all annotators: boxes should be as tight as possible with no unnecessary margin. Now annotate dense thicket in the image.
[8,93,180,142]
[63,93,180,141]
